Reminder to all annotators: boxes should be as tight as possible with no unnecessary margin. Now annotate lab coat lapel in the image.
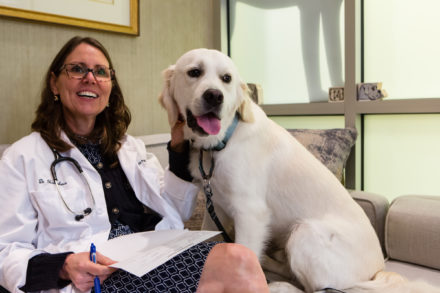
[117,142,162,204]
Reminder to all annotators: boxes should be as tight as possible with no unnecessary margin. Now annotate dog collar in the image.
[204,113,239,151]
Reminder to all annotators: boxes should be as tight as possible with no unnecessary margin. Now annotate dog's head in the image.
[159,48,254,147]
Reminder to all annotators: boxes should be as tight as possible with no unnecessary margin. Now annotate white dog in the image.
[159,48,440,293]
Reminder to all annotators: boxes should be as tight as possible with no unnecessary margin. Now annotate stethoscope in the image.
[51,149,96,221]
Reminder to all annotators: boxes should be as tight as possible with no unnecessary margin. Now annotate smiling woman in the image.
[32,36,127,157]
[50,43,113,136]
[50,43,114,138]
[0,36,269,293]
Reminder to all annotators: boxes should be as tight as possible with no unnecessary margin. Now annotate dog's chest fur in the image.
[187,114,292,224]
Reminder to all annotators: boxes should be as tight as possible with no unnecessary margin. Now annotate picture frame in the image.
[0,0,139,35]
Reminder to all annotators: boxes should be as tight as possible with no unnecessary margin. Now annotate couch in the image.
[351,192,440,287]
[0,130,439,291]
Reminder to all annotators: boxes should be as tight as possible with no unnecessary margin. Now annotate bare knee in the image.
[197,243,269,293]
[215,243,257,266]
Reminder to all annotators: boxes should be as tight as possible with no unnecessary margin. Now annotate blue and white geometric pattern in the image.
[75,142,101,165]
[99,242,216,293]
[93,222,217,293]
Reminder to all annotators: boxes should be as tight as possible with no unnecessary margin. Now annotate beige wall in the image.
[0,0,220,144]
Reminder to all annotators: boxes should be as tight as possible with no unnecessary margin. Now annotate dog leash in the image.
[322,288,347,293]
[199,149,233,243]
[197,114,240,243]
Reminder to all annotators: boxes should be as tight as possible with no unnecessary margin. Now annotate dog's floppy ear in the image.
[238,83,255,123]
[158,65,179,126]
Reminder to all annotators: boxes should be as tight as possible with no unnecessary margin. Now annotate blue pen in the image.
[90,243,102,293]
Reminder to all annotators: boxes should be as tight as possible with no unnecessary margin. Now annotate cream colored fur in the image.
[159,48,440,293]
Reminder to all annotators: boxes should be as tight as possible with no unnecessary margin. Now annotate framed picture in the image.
[0,0,139,35]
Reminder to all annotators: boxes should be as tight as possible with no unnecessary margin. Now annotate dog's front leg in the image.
[232,201,271,260]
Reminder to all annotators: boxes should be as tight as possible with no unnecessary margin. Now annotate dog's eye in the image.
[187,69,201,78]
[222,74,232,83]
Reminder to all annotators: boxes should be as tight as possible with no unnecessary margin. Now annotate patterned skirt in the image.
[96,222,217,293]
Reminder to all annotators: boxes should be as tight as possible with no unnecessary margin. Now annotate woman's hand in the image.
[170,114,186,153]
[59,251,117,292]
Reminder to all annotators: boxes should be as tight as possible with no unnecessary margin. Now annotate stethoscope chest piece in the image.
[75,208,92,221]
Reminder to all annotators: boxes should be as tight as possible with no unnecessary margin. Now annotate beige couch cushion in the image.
[385,260,440,287]
[385,195,440,270]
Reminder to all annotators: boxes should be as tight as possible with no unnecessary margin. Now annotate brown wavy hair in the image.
[31,36,131,159]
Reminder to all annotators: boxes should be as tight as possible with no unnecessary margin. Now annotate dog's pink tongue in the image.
[196,114,221,135]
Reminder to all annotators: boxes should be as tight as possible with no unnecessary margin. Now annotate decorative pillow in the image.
[287,128,357,181]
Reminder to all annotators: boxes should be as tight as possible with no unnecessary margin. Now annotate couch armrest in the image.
[349,190,389,255]
[385,195,440,270]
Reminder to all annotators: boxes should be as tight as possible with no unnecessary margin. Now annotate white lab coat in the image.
[0,131,199,293]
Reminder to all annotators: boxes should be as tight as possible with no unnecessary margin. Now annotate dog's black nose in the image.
[203,89,223,107]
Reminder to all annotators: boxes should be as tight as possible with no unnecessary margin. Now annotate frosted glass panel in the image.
[364,0,440,99]
[364,115,440,202]
[270,115,344,129]
[229,0,344,104]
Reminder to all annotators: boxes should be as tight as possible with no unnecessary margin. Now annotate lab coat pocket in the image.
[30,188,91,228]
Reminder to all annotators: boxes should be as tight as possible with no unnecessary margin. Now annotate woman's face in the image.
[50,43,112,133]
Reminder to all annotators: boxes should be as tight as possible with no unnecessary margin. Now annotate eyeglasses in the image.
[60,63,114,82]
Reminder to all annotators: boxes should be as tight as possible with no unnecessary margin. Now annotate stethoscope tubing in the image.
[51,148,96,221]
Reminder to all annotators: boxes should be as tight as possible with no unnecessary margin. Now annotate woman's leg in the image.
[102,222,269,293]
[196,243,270,293]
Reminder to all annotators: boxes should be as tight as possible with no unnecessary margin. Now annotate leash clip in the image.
[203,178,212,193]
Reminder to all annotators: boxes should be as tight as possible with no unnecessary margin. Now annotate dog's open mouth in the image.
[186,109,221,136]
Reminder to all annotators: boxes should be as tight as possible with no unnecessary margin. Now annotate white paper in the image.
[98,230,221,277]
